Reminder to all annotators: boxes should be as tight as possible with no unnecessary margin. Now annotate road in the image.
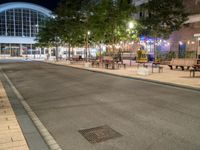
[1,61,200,150]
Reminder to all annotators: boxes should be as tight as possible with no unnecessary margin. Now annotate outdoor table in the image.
[152,62,162,73]
[137,62,147,68]
[104,60,119,69]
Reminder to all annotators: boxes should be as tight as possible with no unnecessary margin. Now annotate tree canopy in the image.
[89,0,136,45]
[139,0,188,39]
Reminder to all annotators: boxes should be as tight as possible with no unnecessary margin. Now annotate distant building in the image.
[0,2,51,57]
[133,0,200,59]
[132,0,148,6]
[169,0,200,58]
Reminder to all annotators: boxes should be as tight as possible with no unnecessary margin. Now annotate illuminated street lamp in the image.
[128,21,135,66]
[86,31,91,62]
[128,21,134,29]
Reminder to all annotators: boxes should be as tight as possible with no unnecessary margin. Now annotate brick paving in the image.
[0,81,29,150]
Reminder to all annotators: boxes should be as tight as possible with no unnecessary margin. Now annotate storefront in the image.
[0,2,51,57]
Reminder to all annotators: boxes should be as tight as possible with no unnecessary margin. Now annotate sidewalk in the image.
[0,81,29,150]
[48,61,200,89]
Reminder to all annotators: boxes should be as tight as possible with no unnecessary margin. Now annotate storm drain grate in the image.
[79,125,122,144]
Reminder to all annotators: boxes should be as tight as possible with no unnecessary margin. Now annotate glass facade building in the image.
[0,2,51,56]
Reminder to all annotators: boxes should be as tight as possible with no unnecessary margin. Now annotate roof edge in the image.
[0,2,52,16]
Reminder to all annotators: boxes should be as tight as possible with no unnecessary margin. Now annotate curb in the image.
[45,61,200,92]
[1,70,62,150]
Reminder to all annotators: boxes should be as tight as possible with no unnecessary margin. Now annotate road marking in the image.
[2,71,62,150]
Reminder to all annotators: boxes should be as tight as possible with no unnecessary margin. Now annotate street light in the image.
[128,21,134,29]
[33,24,39,59]
[86,31,91,62]
[128,21,134,66]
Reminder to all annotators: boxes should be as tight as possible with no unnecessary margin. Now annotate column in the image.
[9,43,11,56]
[20,44,23,56]
[0,44,1,55]
[30,44,33,58]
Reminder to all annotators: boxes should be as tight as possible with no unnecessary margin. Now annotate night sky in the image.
[0,0,60,10]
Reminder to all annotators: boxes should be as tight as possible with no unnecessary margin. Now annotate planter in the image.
[137,67,150,76]
[84,62,92,68]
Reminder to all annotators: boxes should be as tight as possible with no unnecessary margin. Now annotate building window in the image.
[0,12,6,36]
[0,8,48,37]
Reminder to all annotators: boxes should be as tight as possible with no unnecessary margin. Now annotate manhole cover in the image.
[79,125,122,144]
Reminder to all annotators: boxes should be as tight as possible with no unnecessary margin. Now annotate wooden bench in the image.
[190,64,200,77]
[168,58,197,70]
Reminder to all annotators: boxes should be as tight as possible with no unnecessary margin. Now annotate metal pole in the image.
[86,33,88,62]
[0,43,1,56]
[196,38,199,59]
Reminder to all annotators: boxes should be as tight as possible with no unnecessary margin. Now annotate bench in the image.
[190,64,200,77]
[168,58,197,70]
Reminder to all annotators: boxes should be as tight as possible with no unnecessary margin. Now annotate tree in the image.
[36,18,61,61]
[55,0,92,60]
[88,0,136,57]
[139,0,188,61]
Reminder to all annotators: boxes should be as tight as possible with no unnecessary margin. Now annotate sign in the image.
[194,33,200,37]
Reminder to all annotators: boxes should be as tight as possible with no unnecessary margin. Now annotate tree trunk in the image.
[98,44,102,62]
[68,44,71,60]
[72,47,74,57]
[154,37,157,62]
[55,44,59,62]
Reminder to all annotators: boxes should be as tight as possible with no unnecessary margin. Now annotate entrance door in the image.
[178,43,186,58]
[11,44,20,56]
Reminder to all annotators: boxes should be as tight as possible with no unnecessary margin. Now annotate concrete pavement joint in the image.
[46,61,200,92]
[1,70,63,150]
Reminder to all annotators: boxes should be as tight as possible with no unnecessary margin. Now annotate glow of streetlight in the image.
[179,41,183,45]
[87,31,91,35]
[128,22,134,29]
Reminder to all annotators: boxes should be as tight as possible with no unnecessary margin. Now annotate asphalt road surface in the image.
[1,61,200,150]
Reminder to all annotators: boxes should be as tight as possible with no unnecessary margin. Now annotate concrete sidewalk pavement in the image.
[48,61,200,89]
[0,81,29,150]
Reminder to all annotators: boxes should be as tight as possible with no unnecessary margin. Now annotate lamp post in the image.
[196,38,199,59]
[86,31,90,62]
[128,21,134,66]
[33,24,39,59]
[54,36,60,62]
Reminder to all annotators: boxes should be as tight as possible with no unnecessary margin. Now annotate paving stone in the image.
[0,82,29,150]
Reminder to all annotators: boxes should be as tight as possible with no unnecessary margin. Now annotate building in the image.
[132,0,200,59]
[0,2,52,57]
[169,0,200,59]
